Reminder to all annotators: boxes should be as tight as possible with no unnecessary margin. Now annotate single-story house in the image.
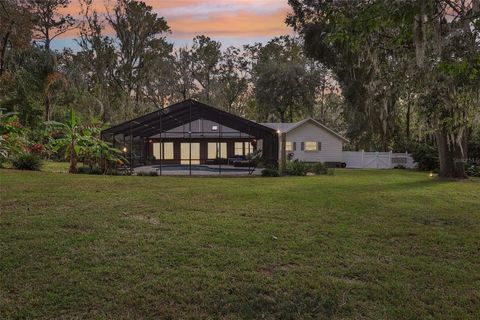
[101,100,347,169]
[101,99,279,168]
[261,118,349,166]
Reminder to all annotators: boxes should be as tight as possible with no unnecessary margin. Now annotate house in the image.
[101,99,278,168]
[261,118,349,166]
[101,100,348,172]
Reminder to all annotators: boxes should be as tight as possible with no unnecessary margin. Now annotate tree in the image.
[191,35,221,103]
[0,0,32,76]
[216,46,249,114]
[26,0,75,53]
[76,0,118,122]
[287,0,480,177]
[24,0,75,121]
[172,47,196,101]
[252,36,316,122]
[107,0,172,118]
[411,1,479,178]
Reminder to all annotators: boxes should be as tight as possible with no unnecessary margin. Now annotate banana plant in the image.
[46,109,94,173]
[47,109,126,174]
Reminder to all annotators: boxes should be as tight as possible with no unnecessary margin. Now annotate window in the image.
[285,141,294,152]
[153,142,174,160]
[211,125,218,131]
[153,143,160,159]
[163,142,174,159]
[181,143,200,165]
[235,142,252,156]
[244,142,251,156]
[234,142,244,156]
[304,141,320,152]
[208,142,227,159]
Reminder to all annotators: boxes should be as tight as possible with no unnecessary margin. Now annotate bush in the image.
[309,162,329,175]
[465,165,480,177]
[11,153,42,171]
[137,171,158,176]
[285,160,309,176]
[412,144,439,171]
[261,168,279,177]
[77,166,103,175]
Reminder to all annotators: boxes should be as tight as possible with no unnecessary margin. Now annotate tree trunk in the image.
[69,142,77,174]
[436,129,467,179]
[406,99,411,148]
[45,95,51,121]
[0,21,13,76]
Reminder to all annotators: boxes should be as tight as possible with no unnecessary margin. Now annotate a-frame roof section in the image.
[101,99,277,138]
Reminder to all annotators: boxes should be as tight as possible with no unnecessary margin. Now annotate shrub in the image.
[77,166,91,174]
[412,144,439,171]
[465,165,480,177]
[285,160,309,176]
[261,168,279,177]
[77,166,103,175]
[11,153,42,171]
[137,171,158,176]
[309,162,329,175]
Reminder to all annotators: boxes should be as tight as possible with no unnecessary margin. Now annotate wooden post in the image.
[279,132,287,175]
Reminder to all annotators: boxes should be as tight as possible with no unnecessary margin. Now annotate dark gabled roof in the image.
[101,99,277,138]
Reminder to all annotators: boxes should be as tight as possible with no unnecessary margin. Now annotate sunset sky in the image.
[53,0,293,50]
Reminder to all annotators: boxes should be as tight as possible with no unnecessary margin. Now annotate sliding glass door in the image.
[180,143,200,165]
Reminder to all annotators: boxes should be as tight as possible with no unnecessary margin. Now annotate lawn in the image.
[1,168,479,319]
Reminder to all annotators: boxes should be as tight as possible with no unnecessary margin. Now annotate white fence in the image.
[342,151,415,169]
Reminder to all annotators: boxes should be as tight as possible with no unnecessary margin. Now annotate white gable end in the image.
[285,119,344,163]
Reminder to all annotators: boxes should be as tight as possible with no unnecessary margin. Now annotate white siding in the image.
[285,120,344,162]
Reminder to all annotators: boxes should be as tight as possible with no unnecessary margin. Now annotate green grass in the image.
[1,169,479,319]
[40,160,70,173]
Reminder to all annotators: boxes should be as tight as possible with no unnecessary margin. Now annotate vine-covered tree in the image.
[288,0,480,178]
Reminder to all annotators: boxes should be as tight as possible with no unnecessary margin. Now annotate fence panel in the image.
[342,151,415,169]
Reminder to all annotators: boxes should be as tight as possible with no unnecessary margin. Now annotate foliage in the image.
[412,144,439,172]
[309,162,329,175]
[0,113,30,164]
[285,160,310,176]
[287,0,480,178]
[136,171,159,176]
[251,36,320,122]
[2,0,479,179]
[465,165,480,178]
[47,109,125,174]
[11,152,42,170]
[261,167,279,177]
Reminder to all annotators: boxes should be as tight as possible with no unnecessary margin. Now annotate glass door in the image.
[180,143,200,165]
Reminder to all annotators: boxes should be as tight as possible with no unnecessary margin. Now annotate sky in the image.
[53,0,293,51]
